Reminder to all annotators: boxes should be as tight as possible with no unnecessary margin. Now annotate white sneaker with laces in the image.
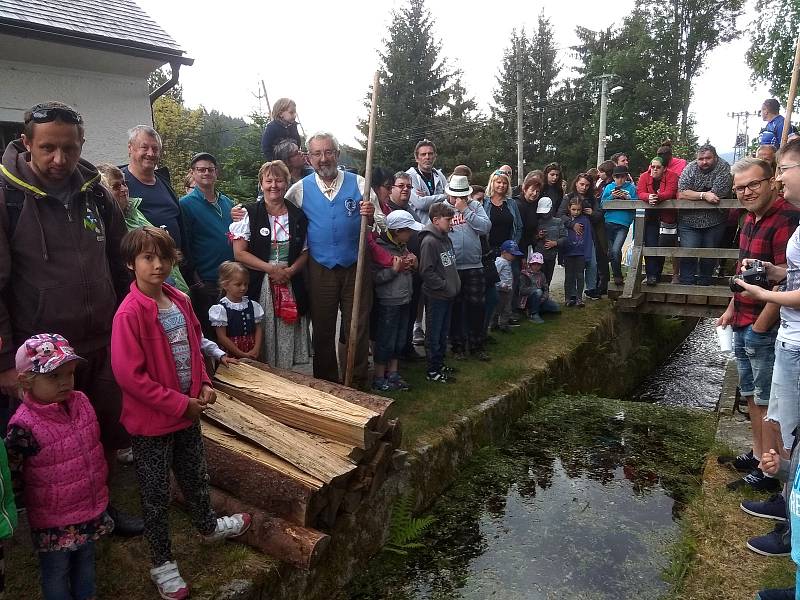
[202,512,252,543]
[150,561,189,600]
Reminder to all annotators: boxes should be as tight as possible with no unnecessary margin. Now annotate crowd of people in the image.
[0,94,796,600]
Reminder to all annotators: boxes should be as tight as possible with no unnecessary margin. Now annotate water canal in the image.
[342,318,727,600]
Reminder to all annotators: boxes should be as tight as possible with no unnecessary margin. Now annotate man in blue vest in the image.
[761,99,797,150]
[285,132,383,389]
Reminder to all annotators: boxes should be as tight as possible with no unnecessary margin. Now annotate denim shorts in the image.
[766,339,800,450]
[733,325,777,406]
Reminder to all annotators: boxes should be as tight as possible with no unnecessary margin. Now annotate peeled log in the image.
[202,421,326,526]
[215,362,380,449]
[174,483,330,569]
[241,359,394,432]
[204,392,356,487]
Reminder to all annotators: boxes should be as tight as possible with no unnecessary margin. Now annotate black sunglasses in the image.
[26,104,83,125]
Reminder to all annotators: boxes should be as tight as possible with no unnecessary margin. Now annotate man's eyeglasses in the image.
[733,177,770,195]
[308,150,337,159]
[393,184,412,189]
[193,166,216,174]
[26,104,83,125]
[777,162,800,175]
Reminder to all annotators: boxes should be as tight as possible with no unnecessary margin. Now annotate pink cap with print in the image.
[15,333,84,374]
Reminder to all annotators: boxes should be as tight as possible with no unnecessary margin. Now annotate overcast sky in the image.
[136,0,771,159]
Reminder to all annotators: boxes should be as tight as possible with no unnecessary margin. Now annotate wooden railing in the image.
[601,198,742,317]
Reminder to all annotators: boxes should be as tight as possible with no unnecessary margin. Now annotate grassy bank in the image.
[665,448,795,599]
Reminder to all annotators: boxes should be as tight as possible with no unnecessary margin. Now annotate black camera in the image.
[730,260,771,293]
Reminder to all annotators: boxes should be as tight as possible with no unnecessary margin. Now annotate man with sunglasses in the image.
[0,101,143,534]
[717,157,799,498]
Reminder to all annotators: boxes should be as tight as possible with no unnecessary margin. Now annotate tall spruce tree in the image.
[642,0,745,139]
[746,0,800,101]
[357,0,455,171]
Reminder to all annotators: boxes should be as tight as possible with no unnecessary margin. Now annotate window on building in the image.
[0,122,23,152]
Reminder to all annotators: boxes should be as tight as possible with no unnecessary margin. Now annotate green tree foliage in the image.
[746,0,800,101]
[216,114,267,203]
[151,95,204,186]
[147,66,184,104]
[357,0,486,174]
[643,0,745,138]
[634,121,696,161]
[491,13,561,172]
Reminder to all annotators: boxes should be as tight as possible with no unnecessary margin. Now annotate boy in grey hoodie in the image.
[419,203,460,382]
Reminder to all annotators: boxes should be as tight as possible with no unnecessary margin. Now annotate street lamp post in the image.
[596,75,621,165]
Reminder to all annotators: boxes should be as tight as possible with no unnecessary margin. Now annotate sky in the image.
[136,0,771,158]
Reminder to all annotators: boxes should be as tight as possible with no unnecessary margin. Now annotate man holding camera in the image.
[717,157,800,493]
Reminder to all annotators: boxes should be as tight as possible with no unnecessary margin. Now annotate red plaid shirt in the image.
[733,196,800,327]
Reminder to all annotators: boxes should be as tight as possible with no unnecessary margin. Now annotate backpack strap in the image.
[0,183,26,239]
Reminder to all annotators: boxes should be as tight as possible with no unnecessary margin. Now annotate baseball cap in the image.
[15,333,84,374]
[529,252,544,264]
[536,197,553,214]
[500,240,524,256]
[190,152,218,167]
[385,210,423,231]
[612,165,629,177]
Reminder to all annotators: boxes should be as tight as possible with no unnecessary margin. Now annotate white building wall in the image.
[0,58,156,165]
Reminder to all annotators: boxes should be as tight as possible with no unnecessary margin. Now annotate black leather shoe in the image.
[107,504,145,537]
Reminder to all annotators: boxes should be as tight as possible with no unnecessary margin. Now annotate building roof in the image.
[0,0,193,65]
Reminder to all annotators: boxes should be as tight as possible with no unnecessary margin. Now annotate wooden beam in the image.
[628,302,728,318]
[651,283,732,297]
[603,199,741,210]
[642,247,740,259]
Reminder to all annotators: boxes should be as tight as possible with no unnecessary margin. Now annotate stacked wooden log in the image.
[192,360,402,569]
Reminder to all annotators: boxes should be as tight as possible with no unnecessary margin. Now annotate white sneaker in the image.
[202,513,252,543]
[116,447,134,464]
[412,326,425,345]
[150,561,189,600]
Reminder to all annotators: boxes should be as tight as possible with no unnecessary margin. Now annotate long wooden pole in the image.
[344,71,380,388]
[781,31,800,148]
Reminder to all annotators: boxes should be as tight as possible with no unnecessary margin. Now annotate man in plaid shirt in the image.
[718,157,800,492]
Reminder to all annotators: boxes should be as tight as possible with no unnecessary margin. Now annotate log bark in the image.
[202,421,325,526]
[214,362,380,448]
[203,392,356,486]
[173,483,330,569]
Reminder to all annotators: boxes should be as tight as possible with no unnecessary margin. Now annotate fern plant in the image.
[383,493,436,556]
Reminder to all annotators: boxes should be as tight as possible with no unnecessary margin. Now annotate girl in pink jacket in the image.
[7,333,111,600]
[111,227,250,600]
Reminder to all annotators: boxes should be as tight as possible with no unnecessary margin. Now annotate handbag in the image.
[271,282,298,324]
[480,235,500,286]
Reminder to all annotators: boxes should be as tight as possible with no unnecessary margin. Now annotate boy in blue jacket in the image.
[601,165,638,285]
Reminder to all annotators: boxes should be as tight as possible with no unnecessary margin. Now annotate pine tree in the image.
[357,0,455,171]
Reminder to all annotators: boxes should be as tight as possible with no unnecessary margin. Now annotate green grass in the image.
[377,300,614,447]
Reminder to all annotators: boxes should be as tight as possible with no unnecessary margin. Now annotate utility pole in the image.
[728,111,755,161]
[516,38,524,187]
[596,74,613,166]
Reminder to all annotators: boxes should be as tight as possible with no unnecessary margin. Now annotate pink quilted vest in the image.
[9,391,108,529]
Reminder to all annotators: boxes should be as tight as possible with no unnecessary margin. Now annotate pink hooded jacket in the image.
[111,282,211,436]
[9,391,108,529]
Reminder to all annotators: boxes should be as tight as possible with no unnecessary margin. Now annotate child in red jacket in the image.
[111,227,251,600]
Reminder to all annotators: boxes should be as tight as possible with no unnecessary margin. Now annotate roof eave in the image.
[0,19,194,66]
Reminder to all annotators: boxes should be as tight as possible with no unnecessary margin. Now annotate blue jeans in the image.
[644,220,665,278]
[733,325,777,407]
[767,339,800,451]
[425,296,452,374]
[585,243,598,292]
[374,302,410,364]
[605,222,629,279]
[528,289,560,316]
[38,541,96,600]
[678,221,727,285]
